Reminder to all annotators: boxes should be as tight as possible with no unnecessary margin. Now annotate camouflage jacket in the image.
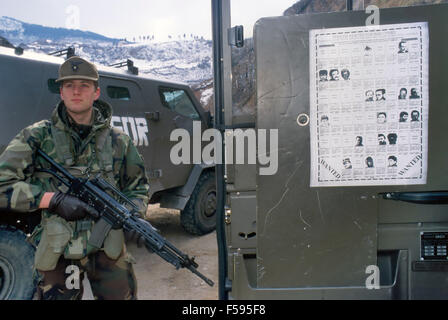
[0,99,149,218]
[0,99,150,266]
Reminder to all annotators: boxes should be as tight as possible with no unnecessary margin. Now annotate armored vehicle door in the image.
[100,75,152,160]
[218,2,448,299]
[99,76,198,195]
[144,84,205,193]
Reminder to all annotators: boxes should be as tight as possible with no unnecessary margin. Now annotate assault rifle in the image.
[35,148,214,287]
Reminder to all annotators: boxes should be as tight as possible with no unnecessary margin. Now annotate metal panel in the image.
[254,4,448,289]
[229,192,257,249]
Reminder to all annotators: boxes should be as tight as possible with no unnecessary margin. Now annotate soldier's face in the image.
[60,80,100,116]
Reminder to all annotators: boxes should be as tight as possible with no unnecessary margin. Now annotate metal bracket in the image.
[148,169,162,179]
[109,59,139,75]
[145,111,160,122]
[48,47,76,59]
[228,25,244,48]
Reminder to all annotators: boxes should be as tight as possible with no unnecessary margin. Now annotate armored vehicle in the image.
[0,45,216,299]
[212,0,448,300]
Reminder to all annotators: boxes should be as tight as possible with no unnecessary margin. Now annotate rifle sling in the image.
[88,217,112,249]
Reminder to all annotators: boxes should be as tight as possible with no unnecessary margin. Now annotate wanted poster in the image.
[309,22,429,187]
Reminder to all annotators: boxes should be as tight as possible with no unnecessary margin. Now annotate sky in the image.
[1,0,298,42]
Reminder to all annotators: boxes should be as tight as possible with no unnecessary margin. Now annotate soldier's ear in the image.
[94,86,101,101]
[59,83,64,100]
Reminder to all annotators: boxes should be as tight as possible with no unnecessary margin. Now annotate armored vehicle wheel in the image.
[0,226,36,300]
[181,171,216,235]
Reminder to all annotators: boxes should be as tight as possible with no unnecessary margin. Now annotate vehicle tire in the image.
[0,226,36,300]
[181,171,216,235]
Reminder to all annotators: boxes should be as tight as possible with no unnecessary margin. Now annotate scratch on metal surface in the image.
[353,220,362,230]
[298,209,311,228]
[316,191,325,222]
[257,256,266,281]
[301,262,313,277]
[257,266,266,282]
[285,161,302,188]
[300,37,307,49]
[263,188,289,227]
[261,163,302,235]
[258,28,305,109]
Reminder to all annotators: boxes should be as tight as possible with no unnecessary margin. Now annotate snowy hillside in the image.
[0,16,213,85]
[0,16,119,45]
[27,39,213,85]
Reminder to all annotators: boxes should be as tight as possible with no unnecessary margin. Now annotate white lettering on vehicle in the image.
[111,116,149,147]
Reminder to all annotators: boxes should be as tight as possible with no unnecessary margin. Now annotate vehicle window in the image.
[107,86,131,100]
[47,79,60,94]
[159,87,200,120]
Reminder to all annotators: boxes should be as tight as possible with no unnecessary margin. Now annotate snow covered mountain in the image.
[0,16,213,86]
[0,16,119,45]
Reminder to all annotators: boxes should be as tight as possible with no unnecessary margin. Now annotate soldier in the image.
[0,56,150,300]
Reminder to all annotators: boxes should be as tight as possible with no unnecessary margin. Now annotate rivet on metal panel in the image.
[297,113,310,126]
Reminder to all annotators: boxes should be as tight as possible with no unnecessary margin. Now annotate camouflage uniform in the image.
[0,98,149,300]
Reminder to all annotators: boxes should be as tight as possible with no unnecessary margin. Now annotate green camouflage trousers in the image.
[35,249,137,300]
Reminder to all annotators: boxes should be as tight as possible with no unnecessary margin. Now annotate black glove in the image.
[124,218,157,249]
[124,228,145,247]
[48,191,99,221]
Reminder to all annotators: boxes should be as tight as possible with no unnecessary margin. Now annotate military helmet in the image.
[55,56,99,83]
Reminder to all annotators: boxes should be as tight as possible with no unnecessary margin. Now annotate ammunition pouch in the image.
[34,215,125,270]
[34,215,72,271]
[103,229,125,260]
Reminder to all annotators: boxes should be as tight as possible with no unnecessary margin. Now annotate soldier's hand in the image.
[124,229,144,247]
[124,223,145,248]
[124,218,156,250]
[48,191,99,221]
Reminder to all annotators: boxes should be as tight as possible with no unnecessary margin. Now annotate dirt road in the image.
[82,204,219,300]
